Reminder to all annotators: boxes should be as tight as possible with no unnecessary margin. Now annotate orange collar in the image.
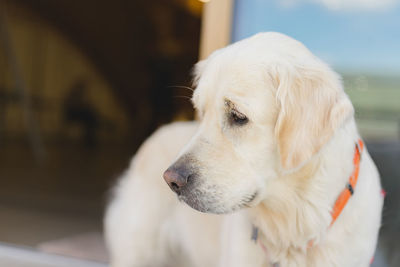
[330,139,364,226]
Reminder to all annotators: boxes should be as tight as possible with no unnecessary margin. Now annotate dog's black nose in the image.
[163,168,189,194]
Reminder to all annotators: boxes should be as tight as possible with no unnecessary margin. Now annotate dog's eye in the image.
[230,110,248,125]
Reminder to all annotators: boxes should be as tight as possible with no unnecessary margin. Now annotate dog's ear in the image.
[273,63,354,170]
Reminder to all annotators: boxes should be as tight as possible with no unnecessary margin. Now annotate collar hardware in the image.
[346,183,354,195]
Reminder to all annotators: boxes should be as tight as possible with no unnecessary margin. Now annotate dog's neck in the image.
[249,119,359,264]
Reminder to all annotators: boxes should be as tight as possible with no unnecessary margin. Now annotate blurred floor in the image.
[0,242,106,267]
[0,142,133,261]
[0,204,101,247]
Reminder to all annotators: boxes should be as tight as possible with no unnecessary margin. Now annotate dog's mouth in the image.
[178,189,258,214]
[243,191,258,206]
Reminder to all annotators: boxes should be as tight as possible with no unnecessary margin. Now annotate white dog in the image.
[104,32,383,267]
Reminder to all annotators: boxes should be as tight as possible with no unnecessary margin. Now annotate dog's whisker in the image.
[173,95,192,101]
[168,85,195,92]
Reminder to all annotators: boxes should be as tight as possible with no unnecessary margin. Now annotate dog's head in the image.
[164,32,354,214]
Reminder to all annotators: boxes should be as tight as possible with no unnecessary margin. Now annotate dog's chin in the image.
[178,195,233,214]
[178,190,258,214]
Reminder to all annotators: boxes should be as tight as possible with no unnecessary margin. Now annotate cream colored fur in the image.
[104,32,383,267]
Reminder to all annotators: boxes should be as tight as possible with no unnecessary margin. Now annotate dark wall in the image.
[15,0,201,146]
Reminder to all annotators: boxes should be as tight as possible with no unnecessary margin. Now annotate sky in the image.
[232,0,400,75]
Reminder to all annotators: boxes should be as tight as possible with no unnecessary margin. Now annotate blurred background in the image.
[0,0,398,266]
[0,0,200,265]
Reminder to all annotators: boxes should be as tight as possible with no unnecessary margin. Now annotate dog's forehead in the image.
[193,61,264,109]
